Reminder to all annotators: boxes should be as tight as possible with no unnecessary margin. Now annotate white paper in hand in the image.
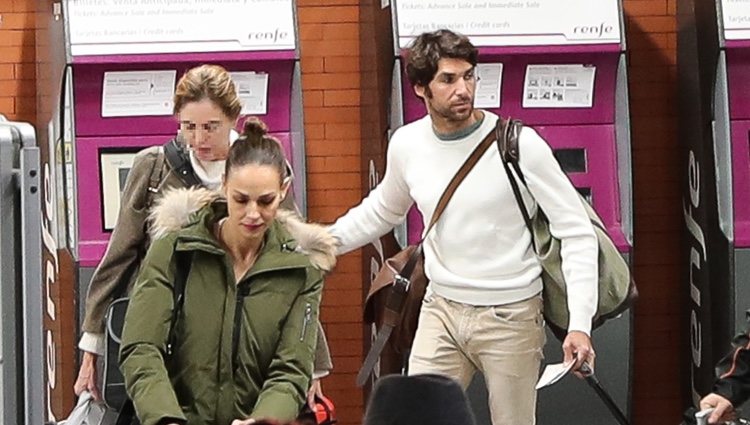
[694,408,714,425]
[536,361,575,390]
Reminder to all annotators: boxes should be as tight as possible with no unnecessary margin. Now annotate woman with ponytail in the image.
[74,65,332,410]
[119,119,337,425]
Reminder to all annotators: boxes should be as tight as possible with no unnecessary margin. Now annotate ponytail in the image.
[224,117,288,183]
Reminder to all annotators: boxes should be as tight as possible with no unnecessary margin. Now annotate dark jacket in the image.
[121,188,337,425]
[80,145,333,372]
[714,331,750,405]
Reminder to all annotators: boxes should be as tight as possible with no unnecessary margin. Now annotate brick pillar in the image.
[298,2,364,424]
[624,1,682,423]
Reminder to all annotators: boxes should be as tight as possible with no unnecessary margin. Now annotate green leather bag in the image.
[497,118,637,340]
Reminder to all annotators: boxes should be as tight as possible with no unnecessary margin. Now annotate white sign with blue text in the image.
[67,0,297,55]
[394,0,621,48]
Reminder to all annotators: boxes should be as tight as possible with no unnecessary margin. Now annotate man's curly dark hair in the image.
[405,29,478,88]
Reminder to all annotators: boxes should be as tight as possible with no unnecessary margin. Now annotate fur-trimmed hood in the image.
[148,187,337,271]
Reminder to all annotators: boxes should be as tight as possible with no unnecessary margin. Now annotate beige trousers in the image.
[408,293,545,425]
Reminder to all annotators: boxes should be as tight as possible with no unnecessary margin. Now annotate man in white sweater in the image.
[330,29,599,424]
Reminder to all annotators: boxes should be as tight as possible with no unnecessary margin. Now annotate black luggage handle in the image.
[580,363,630,425]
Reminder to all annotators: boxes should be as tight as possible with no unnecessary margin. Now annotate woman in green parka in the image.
[119,119,337,425]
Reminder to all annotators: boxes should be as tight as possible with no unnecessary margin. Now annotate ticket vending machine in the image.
[679,0,750,406]
[36,1,305,419]
[388,1,633,424]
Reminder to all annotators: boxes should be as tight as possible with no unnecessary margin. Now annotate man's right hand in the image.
[700,393,736,424]
[73,351,101,401]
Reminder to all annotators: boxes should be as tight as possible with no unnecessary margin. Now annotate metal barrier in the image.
[0,115,43,425]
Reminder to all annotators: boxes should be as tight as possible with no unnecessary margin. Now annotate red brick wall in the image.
[297,2,365,425]
[624,1,682,423]
[0,0,36,123]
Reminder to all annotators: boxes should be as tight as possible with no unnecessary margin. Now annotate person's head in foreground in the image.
[363,374,476,425]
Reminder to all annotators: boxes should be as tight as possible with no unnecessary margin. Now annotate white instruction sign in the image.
[394,0,621,48]
[230,72,269,115]
[101,70,176,117]
[67,0,296,56]
[522,65,596,108]
[100,151,138,230]
[474,63,503,108]
[721,0,750,40]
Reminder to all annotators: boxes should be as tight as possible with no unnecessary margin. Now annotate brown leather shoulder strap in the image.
[498,118,522,163]
[421,118,503,239]
[497,118,525,182]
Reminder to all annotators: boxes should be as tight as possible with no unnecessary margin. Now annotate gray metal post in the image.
[17,122,43,425]
[0,124,20,425]
[291,60,307,216]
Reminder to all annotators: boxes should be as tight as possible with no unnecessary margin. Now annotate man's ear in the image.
[414,83,427,99]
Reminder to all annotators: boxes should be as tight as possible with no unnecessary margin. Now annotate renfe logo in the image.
[573,22,615,38]
[684,150,708,404]
[248,28,290,44]
[41,161,59,423]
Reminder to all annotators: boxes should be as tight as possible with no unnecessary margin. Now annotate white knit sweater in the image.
[330,111,599,334]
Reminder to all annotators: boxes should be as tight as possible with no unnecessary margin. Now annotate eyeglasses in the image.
[179,120,223,134]
[435,69,480,85]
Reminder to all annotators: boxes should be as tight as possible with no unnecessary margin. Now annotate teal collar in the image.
[433,113,486,141]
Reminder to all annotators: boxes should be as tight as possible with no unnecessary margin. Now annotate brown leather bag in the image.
[357,118,506,385]
[363,245,426,353]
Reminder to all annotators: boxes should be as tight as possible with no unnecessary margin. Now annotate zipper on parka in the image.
[232,281,252,370]
[300,303,312,341]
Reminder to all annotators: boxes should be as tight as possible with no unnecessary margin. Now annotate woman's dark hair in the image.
[405,29,478,88]
[225,117,288,183]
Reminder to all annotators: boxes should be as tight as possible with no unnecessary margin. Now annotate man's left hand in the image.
[562,330,595,379]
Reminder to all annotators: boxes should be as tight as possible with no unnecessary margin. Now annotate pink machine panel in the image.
[730,121,750,247]
[727,46,750,247]
[73,60,294,136]
[73,54,297,266]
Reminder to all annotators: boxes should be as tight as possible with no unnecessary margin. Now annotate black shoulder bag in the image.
[163,136,202,188]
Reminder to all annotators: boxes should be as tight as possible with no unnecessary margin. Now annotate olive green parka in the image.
[120,188,337,425]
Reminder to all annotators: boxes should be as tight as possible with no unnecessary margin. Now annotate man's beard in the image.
[431,99,474,123]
